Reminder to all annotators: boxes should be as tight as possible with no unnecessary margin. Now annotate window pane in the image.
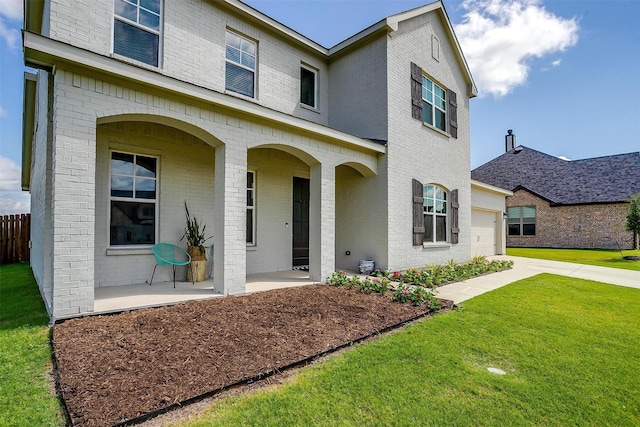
[508,224,521,236]
[140,0,160,14]
[135,177,156,199]
[226,63,254,97]
[435,109,446,131]
[226,31,241,49]
[523,224,536,235]
[436,216,446,242]
[139,9,160,31]
[241,39,256,56]
[424,214,434,242]
[135,156,156,177]
[507,207,520,219]
[110,201,155,245]
[424,185,434,199]
[111,152,134,174]
[226,46,240,63]
[111,176,133,198]
[247,171,254,188]
[241,53,255,69]
[246,209,254,243]
[300,67,316,107]
[423,102,433,125]
[115,0,137,21]
[247,190,253,206]
[114,20,159,66]
[522,206,536,220]
[435,187,446,200]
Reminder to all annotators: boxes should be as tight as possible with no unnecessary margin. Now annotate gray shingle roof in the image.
[471,146,640,205]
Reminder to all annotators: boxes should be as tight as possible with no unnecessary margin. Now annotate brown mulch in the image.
[53,284,452,427]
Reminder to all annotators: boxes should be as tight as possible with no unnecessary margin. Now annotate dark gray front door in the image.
[292,177,310,267]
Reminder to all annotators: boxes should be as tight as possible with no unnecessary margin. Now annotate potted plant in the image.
[181,201,211,281]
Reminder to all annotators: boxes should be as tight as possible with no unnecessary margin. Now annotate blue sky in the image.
[0,0,639,214]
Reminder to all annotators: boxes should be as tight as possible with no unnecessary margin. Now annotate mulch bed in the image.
[53,284,452,427]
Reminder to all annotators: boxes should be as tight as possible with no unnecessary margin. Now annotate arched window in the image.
[423,184,447,243]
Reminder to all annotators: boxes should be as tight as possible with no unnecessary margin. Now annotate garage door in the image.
[472,209,497,256]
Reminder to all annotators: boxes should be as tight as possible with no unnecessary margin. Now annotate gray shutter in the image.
[447,89,458,139]
[412,179,424,246]
[450,189,459,244]
[411,63,423,120]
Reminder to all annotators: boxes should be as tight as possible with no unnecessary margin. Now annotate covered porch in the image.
[94,270,316,315]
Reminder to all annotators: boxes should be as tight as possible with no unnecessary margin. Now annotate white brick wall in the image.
[385,13,473,269]
[45,0,329,126]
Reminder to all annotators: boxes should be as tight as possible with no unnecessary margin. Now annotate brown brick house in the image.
[471,146,640,249]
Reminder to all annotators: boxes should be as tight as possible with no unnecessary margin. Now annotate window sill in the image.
[247,245,258,251]
[300,103,320,114]
[422,243,450,249]
[111,53,161,71]
[106,247,153,256]
[224,90,258,103]
[422,122,451,138]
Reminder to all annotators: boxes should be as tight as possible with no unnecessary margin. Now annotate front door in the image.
[292,177,310,267]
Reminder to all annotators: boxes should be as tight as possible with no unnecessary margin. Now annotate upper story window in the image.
[410,62,458,138]
[508,206,536,236]
[300,65,317,108]
[423,184,448,243]
[422,76,446,132]
[226,31,257,98]
[110,151,158,246]
[113,0,161,67]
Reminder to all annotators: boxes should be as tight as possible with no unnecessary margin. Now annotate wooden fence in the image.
[0,214,30,265]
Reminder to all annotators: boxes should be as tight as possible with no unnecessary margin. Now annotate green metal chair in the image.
[150,243,194,288]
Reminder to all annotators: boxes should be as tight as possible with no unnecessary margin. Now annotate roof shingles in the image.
[471,146,640,205]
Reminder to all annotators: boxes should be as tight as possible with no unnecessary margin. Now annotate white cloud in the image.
[0,104,6,117]
[455,0,579,97]
[0,156,21,190]
[551,59,562,67]
[0,191,30,215]
[0,0,21,50]
[0,0,22,21]
[0,17,19,50]
[558,155,571,161]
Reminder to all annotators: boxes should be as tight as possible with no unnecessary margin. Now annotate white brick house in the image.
[22,0,477,319]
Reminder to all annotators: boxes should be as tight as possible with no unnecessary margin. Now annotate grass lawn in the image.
[507,247,640,271]
[0,263,64,426]
[180,274,640,427]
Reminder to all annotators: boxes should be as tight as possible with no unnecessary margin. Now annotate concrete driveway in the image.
[436,255,640,304]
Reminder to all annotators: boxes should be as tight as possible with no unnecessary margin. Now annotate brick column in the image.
[50,73,96,319]
[309,162,335,282]
[213,144,247,295]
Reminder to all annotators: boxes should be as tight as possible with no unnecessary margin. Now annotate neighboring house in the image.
[22,0,478,320]
[470,180,512,257]
[471,144,640,250]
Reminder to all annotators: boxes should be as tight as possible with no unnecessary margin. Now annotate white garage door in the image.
[472,209,497,256]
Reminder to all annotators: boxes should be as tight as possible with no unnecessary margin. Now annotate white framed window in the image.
[109,151,158,246]
[246,171,256,245]
[300,64,317,108]
[508,206,536,236]
[424,184,447,243]
[113,0,162,67]
[422,76,446,131]
[226,31,257,98]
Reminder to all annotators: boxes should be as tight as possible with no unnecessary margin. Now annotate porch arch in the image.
[96,112,223,149]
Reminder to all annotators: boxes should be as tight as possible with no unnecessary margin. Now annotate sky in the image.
[0,0,639,214]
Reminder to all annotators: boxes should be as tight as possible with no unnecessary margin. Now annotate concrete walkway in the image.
[436,255,640,304]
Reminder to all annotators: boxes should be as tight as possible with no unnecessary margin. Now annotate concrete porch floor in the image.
[94,270,317,315]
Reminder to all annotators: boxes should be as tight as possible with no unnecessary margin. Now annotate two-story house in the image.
[22,0,477,320]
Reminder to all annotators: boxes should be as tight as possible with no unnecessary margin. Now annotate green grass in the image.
[180,274,640,426]
[507,247,640,271]
[0,263,64,426]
